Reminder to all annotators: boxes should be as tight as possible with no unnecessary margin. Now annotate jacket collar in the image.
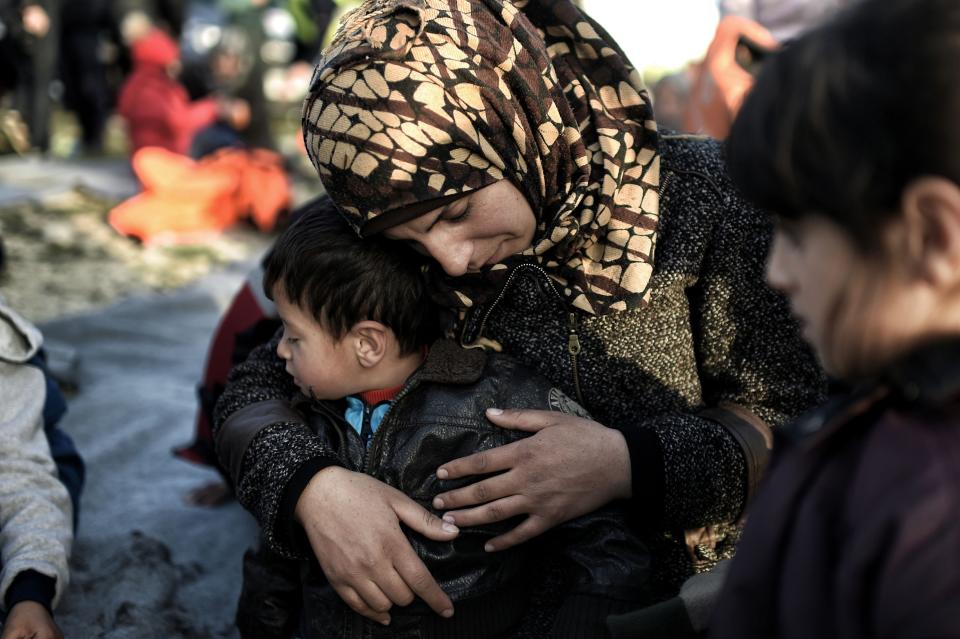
[410,338,488,386]
[297,339,487,415]
[781,337,960,451]
[882,337,960,406]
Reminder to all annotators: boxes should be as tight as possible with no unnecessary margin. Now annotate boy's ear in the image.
[352,321,389,368]
[900,177,960,289]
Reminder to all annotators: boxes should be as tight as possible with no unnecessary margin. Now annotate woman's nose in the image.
[423,237,472,277]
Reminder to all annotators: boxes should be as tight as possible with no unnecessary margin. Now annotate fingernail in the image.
[442,522,459,533]
[436,468,449,480]
[441,608,454,618]
[484,542,495,552]
[487,407,503,416]
[381,618,391,626]
[442,513,455,524]
[433,496,445,508]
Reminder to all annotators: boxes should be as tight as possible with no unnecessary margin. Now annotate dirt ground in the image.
[0,184,279,325]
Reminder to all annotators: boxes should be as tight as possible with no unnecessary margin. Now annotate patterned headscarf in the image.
[302,0,660,315]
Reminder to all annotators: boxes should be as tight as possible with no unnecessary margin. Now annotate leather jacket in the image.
[291,339,650,639]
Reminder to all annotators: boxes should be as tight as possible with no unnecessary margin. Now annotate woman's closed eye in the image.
[441,205,470,224]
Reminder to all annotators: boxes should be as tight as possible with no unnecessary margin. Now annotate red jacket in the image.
[117,30,219,155]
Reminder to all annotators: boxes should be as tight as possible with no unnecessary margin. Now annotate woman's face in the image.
[382,180,536,277]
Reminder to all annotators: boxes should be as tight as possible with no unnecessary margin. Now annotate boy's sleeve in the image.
[0,360,73,612]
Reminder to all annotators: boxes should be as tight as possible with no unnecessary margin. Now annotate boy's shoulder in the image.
[0,296,42,365]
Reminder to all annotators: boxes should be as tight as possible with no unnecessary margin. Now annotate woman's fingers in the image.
[484,515,551,552]
[297,469,454,623]
[392,546,455,618]
[433,470,521,510]
[484,408,565,432]
[440,493,527,528]
[435,409,566,481]
[436,438,522,481]
[393,493,460,540]
[336,585,392,626]
[391,497,456,617]
[377,570,417,608]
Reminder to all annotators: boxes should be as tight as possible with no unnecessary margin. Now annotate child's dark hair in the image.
[726,0,960,253]
[263,195,444,354]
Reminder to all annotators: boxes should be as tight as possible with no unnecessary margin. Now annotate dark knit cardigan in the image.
[213,134,826,598]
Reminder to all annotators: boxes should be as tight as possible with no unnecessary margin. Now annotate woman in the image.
[214,0,824,634]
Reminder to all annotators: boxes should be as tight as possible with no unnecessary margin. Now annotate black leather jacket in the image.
[291,340,650,639]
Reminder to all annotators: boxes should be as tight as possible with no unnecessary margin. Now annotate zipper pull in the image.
[567,312,581,355]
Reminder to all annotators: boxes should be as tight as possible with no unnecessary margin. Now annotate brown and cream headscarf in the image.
[302,0,660,315]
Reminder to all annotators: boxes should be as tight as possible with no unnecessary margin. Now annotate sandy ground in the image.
[0,156,313,637]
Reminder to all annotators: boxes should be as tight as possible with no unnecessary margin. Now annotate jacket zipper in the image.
[363,380,419,476]
[462,263,587,407]
[358,402,373,470]
[567,312,584,405]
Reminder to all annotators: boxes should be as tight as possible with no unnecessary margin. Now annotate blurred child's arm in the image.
[0,599,63,639]
[0,307,73,615]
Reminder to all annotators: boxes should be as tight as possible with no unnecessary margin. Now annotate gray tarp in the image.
[39,263,262,639]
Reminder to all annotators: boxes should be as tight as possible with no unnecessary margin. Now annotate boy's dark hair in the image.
[726,0,960,252]
[263,196,444,355]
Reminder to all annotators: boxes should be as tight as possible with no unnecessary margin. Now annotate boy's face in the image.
[765,215,932,380]
[273,286,358,400]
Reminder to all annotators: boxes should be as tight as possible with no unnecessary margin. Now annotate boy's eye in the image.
[285,336,299,345]
[776,219,804,247]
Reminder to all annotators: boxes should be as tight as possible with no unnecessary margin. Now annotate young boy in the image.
[711,0,960,635]
[240,197,650,638]
[0,296,74,638]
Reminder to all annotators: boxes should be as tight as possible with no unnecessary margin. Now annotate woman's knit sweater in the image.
[213,134,826,598]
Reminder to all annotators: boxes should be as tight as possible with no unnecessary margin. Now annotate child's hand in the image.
[296,467,459,625]
[0,601,64,639]
[219,99,251,131]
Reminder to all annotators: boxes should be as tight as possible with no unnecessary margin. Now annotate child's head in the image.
[263,196,444,399]
[727,0,960,379]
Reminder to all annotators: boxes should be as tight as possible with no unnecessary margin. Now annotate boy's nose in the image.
[765,232,794,293]
[276,339,290,360]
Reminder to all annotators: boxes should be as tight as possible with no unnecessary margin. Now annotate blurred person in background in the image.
[0,0,60,153]
[59,0,114,156]
[214,0,274,150]
[286,0,336,62]
[113,0,185,43]
[682,0,854,139]
[718,0,852,42]
[116,27,249,157]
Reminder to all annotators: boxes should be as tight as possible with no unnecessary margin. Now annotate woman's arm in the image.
[434,146,825,544]
[213,334,457,621]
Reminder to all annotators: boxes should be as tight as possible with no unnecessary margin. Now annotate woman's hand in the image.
[296,467,459,625]
[433,409,632,551]
[1,601,63,639]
